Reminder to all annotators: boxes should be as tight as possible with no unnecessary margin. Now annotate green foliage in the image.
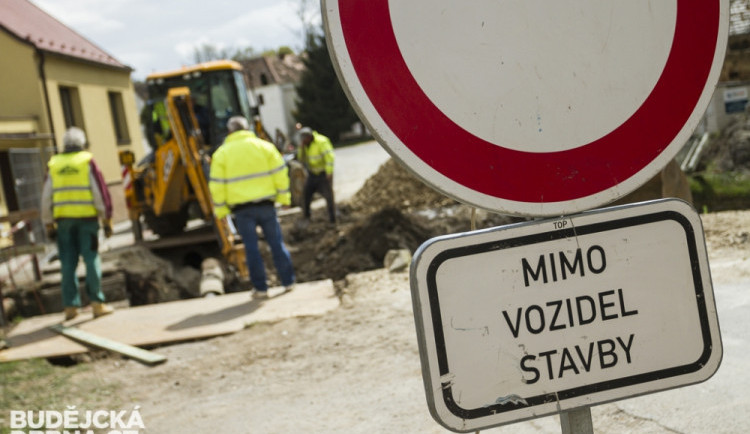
[232,46,258,63]
[192,43,233,64]
[262,46,295,57]
[277,46,295,56]
[690,171,750,212]
[192,44,258,64]
[293,32,360,142]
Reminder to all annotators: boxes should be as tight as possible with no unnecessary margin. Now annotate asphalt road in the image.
[332,139,392,201]
[608,280,749,434]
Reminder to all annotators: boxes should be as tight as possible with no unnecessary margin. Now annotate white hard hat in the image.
[63,127,87,148]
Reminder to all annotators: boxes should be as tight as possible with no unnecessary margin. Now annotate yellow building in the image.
[0,0,145,237]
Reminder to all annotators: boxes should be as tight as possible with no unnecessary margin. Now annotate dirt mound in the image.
[276,158,458,284]
[112,246,201,305]
[278,158,520,285]
[283,206,437,283]
[349,158,457,213]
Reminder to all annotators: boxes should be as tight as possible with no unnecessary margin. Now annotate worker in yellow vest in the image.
[151,99,171,147]
[209,116,295,299]
[40,127,115,321]
[296,127,336,224]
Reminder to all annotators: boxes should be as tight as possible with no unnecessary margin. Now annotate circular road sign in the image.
[324,0,729,216]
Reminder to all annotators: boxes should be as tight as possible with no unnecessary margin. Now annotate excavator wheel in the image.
[143,207,189,238]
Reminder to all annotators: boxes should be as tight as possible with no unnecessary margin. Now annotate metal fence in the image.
[8,147,54,244]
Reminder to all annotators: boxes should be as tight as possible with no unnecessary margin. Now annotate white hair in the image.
[63,127,87,149]
[226,116,249,133]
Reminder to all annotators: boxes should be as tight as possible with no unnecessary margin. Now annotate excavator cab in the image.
[125,61,260,240]
[144,60,260,151]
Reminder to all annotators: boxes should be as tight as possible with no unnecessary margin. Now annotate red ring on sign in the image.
[338,1,719,203]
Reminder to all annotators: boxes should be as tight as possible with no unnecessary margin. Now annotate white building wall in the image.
[251,84,294,145]
[253,85,284,140]
[251,82,301,148]
[280,82,298,135]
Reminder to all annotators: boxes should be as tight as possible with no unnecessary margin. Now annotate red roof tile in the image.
[0,0,130,70]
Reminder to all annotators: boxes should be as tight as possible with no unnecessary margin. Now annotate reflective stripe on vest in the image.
[48,151,97,218]
[209,162,286,185]
[209,161,287,208]
[208,130,291,213]
[298,132,334,175]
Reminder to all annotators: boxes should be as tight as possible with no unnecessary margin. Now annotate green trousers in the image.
[56,219,105,307]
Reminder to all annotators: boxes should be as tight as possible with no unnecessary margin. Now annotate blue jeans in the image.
[56,218,105,307]
[233,204,295,291]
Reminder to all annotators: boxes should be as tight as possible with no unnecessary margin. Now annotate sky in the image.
[32,0,316,80]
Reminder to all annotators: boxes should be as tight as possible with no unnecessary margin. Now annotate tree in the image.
[192,43,232,64]
[231,46,257,63]
[192,43,258,64]
[277,46,294,56]
[294,31,359,142]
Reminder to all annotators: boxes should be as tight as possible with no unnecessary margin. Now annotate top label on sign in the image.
[324,0,729,216]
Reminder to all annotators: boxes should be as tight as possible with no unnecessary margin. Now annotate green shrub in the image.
[690,172,750,212]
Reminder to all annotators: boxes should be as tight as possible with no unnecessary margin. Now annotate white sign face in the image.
[724,87,748,102]
[410,199,721,432]
[324,0,729,216]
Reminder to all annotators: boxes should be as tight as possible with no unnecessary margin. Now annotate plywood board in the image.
[1,279,338,362]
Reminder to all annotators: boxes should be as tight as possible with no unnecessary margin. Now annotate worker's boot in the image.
[92,302,114,318]
[63,307,78,321]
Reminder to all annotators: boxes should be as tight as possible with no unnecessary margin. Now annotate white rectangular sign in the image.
[410,199,722,432]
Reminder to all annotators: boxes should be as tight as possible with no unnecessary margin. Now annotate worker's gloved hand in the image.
[45,223,57,242]
[103,219,113,238]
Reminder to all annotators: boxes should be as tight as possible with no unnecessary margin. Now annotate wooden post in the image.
[560,407,594,434]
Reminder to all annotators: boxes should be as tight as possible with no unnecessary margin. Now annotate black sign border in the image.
[424,210,713,420]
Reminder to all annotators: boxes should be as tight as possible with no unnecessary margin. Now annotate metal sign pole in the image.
[560,407,594,434]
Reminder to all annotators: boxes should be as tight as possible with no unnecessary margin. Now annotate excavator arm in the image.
[163,87,249,282]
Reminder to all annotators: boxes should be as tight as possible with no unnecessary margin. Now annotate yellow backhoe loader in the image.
[119,60,305,292]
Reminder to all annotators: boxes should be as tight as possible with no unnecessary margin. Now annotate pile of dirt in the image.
[112,246,201,305]
[282,207,436,283]
[275,157,460,284]
[349,159,457,213]
[278,158,519,285]
[276,158,454,283]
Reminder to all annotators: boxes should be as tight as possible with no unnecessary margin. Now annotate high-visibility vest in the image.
[209,130,290,219]
[152,100,171,145]
[297,131,334,175]
[48,151,98,218]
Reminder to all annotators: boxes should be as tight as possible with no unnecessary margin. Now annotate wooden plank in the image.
[0,245,46,262]
[49,324,167,366]
[0,209,40,224]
